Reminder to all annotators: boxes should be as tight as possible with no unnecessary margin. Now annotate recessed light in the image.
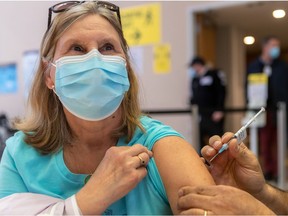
[243,36,255,45]
[273,9,286,18]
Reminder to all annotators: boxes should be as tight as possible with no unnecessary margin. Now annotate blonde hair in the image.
[15,2,143,154]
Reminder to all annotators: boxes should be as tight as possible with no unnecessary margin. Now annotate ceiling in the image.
[201,1,288,53]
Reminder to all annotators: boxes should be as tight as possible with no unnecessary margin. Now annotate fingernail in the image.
[214,141,222,148]
[206,148,214,155]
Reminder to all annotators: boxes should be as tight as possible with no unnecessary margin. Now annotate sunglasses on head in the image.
[47,1,121,30]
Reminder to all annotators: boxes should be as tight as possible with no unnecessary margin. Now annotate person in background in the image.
[177,132,288,215]
[245,35,288,181]
[0,1,215,215]
[0,114,16,159]
[189,57,226,151]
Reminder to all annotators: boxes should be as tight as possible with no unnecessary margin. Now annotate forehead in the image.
[58,14,120,44]
[267,38,280,46]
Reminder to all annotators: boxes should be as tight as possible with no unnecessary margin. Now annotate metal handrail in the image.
[142,107,278,115]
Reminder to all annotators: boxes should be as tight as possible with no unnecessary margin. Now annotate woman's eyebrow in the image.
[60,38,88,46]
[98,35,119,44]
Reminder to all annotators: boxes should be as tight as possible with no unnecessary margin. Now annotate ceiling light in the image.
[273,9,286,18]
[243,36,255,45]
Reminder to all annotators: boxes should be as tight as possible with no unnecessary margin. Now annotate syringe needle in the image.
[209,152,220,163]
[209,107,265,163]
[209,141,231,163]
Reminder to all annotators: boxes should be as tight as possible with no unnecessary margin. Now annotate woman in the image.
[0,1,214,215]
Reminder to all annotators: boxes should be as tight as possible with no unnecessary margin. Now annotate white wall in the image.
[0,1,239,149]
[0,1,57,118]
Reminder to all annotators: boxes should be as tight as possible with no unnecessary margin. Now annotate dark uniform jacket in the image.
[190,69,226,115]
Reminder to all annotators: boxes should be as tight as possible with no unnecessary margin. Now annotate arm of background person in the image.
[153,136,215,214]
[214,70,226,112]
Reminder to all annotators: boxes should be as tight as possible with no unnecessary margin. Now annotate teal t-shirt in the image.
[0,116,183,215]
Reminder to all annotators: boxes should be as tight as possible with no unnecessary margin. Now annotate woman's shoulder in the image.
[127,116,183,149]
[5,131,35,157]
[139,115,180,135]
[140,115,162,128]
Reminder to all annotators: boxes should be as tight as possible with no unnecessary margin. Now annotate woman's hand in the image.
[76,144,152,214]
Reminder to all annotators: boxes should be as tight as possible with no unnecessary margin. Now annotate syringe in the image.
[209,107,266,163]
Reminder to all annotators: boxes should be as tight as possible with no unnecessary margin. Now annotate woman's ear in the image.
[42,58,55,89]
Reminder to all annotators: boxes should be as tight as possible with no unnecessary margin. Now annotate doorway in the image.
[189,1,288,133]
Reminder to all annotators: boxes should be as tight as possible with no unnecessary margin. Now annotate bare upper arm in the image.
[153,136,215,214]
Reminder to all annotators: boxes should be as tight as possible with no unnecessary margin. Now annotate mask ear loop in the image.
[49,62,57,95]
[48,64,56,93]
[50,64,57,95]
[51,85,56,94]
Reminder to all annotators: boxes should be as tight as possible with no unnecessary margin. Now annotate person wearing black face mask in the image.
[245,35,288,181]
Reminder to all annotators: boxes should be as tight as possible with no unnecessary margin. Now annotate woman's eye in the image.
[71,45,84,52]
[99,43,115,53]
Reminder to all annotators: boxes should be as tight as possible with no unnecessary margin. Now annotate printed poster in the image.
[246,73,268,127]
[247,73,268,108]
[0,63,17,94]
[122,3,161,46]
[153,44,171,74]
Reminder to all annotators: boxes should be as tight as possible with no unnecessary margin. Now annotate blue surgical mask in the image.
[188,68,196,79]
[269,46,280,59]
[51,49,130,121]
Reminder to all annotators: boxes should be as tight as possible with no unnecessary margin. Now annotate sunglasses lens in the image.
[52,1,80,12]
[98,2,116,11]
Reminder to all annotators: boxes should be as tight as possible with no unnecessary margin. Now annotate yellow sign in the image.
[153,44,171,74]
[121,3,161,46]
[248,73,268,84]
[247,73,268,108]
